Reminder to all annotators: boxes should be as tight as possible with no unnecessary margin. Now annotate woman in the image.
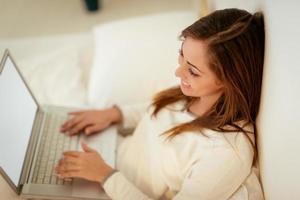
[56,8,265,199]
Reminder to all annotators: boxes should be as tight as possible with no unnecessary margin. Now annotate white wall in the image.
[207,0,263,13]
[257,0,300,199]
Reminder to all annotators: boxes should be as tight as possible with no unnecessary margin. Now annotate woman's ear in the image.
[215,79,224,90]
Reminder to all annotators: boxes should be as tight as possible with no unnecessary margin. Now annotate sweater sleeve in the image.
[102,171,154,200]
[102,138,253,200]
[173,144,253,200]
[115,102,150,135]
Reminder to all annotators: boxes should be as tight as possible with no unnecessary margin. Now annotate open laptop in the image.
[0,49,117,200]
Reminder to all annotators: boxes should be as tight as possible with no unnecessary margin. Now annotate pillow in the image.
[0,33,93,107]
[88,11,197,108]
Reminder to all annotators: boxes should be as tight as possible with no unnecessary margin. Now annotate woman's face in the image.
[175,37,223,98]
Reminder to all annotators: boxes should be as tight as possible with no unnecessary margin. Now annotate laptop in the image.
[0,49,117,200]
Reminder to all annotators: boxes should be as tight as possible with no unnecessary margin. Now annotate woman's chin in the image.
[180,85,192,96]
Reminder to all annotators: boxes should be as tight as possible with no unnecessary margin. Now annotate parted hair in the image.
[150,8,265,164]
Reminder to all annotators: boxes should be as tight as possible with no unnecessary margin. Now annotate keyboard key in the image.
[32,112,78,185]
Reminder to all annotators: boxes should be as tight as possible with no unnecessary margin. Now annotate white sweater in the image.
[102,100,264,200]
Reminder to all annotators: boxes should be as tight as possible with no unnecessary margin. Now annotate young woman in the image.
[56,8,265,200]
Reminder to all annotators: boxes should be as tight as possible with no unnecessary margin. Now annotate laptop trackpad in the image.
[79,126,118,168]
[72,178,110,199]
[71,126,117,199]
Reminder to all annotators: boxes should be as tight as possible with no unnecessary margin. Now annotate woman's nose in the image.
[175,65,184,78]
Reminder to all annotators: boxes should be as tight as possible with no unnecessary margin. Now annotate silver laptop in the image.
[0,49,117,200]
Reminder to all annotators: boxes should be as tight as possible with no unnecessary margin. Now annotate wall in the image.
[257,0,300,199]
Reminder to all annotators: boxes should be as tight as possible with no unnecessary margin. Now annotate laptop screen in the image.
[0,52,38,187]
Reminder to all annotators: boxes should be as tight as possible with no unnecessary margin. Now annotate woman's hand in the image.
[60,106,122,136]
[55,142,114,183]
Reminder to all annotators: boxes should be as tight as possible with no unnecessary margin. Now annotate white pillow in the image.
[88,11,197,108]
[0,33,93,107]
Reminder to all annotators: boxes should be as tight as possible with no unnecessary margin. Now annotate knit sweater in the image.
[102,100,264,200]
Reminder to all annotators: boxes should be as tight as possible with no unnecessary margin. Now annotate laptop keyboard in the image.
[31,112,79,185]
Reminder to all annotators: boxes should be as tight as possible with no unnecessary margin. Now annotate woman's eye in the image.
[188,68,199,77]
[178,49,183,56]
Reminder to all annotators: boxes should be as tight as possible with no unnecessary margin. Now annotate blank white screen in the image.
[0,56,37,186]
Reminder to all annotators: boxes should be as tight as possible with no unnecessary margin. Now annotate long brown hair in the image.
[150,8,265,163]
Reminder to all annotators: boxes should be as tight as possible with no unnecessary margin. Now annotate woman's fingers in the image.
[61,155,80,164]
[55,152,92,180]
[68,110,85,115]
[63,151,82,157]
[56,148,111,182]
[56,166,81,179]
[57,171,84,179]
[60,113,80,130]
[81,142,97,153]
[55,163,79,175]
[55,156,81,175]
[60,110,111,136]
[60,115,84,134]
[84,124,104,135]
[68,120,91,135]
